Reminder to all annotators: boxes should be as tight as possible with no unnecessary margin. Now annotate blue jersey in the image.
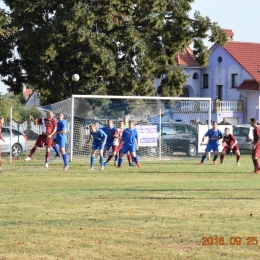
[56,119,67,140]
[204,128,223,145]
[122,128,139,147]
[90,129,107,143]
[100,126,116,143]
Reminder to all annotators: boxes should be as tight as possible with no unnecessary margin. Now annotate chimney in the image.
[223,29,234,41]
[22,83,26,92]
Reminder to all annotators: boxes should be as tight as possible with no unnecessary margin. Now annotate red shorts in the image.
[35,134,53,148]
[252,146,260,158]
[222,145,239,154]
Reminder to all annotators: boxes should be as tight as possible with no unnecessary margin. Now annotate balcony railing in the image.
[178,100,244,112]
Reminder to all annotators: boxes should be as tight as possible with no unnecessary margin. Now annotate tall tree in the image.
[0,0,226,105]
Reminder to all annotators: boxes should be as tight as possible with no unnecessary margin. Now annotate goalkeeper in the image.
[199,121,223,165]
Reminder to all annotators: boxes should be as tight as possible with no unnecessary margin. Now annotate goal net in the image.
[44,95,212,161]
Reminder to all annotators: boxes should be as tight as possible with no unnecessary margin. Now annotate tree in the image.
[0,0,226,105]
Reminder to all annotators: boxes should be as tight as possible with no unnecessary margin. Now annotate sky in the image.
[0,0,260,94]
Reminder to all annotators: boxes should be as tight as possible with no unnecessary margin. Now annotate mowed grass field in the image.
[1,152,260,260]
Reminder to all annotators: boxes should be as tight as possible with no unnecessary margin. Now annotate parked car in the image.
[0,126,28,156]
[233,124,253,151]
[139,122,198,157]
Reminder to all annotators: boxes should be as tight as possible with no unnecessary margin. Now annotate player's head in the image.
[118,120,124,129]
[129,120,135,129]
[224,127,230,136]
[107,120,114,128]
[250,118,258,127]
[89,124,97,132]
[212,121,217,129]
[47,111,54,119]
[57,113,64,121]
[0,116,4,124]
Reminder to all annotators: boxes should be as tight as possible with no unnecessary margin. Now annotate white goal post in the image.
[69,95,212,162]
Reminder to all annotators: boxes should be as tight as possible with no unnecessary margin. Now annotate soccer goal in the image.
[61,95,212,162]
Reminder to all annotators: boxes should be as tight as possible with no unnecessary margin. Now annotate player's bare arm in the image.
[200,136,206,145]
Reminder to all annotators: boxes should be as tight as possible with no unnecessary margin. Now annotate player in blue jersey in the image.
[52,113,69,171]
[100,120,116,166]
[87,124,107,170]
[199,121,224,165]
[117,120,141,168]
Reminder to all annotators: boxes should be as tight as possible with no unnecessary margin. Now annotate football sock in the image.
[220,154,224,163]
[213,155,218,161]
[90,157,95,167]
[100,156,104,166]
[201,155,206,163]
[133,156,139,163]
[253,159,259,170]
[127,154,132,165]
[106,155,113,163]
[115,155,118,161]
[29,147,36,157]
[52,145,61,156]
[118,158,123,167]
[62,154,68,166]
[45,151,50,163]
[236,155,240,162]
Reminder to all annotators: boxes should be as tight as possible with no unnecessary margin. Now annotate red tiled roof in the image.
[223,29,234,37]
[237,79,260,90]
[223,41,260,85]
[23,89,33,100]
[176,47,199,66]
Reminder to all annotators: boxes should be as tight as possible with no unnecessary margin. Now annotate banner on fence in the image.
[135,125,158,147]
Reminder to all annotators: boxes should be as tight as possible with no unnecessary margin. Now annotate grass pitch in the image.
[0,153,260,260]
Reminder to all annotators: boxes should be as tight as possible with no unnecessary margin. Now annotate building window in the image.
[203,74,209,88]
[231,74,238,88]
[193,72,199,79]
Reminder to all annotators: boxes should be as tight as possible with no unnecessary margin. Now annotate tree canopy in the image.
[0,0,226,105]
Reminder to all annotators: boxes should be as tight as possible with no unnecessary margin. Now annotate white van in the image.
[233,124,253,151]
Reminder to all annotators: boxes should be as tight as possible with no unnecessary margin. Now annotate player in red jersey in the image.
[25,111,57,168]
[220,127,241,165]
[250,118,260,174]
[0,117,5,173]
[107,120,124,166]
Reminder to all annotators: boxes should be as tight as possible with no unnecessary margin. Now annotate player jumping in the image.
[87,124,107,170]
[117,120,141,168]
[25,111,57,168]
[220,127,241,165]
[52,113,69,171]
[199,121,224,165]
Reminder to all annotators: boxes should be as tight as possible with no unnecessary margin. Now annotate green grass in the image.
[0,153,260,260]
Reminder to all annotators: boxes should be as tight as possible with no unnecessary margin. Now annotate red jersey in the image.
[37,117,57,134]
[253,127,260,144]
[113,128,124,146]
[0,123,3,140]
[223,133,236,147]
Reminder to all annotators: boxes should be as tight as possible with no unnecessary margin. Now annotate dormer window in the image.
[231,74,238,88]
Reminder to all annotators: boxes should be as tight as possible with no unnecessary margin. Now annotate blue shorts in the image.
[120,145,136,154]
[92,142,104,151]
[105,142,113,150]
[53,136,66,149]
[205,143,219,152]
